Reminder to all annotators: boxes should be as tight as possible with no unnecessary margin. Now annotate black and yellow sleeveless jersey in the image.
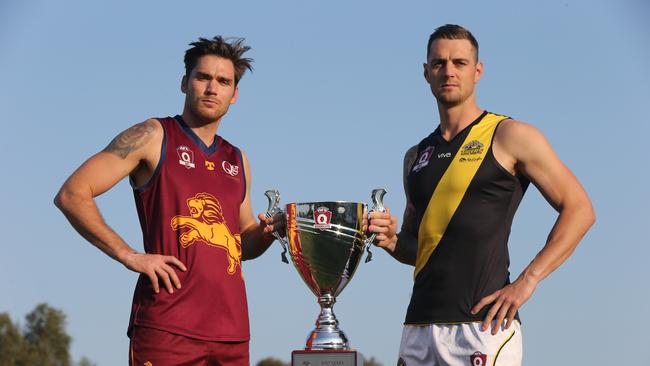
[405,111,530,324]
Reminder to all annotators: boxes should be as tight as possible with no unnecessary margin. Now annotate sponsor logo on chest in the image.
[222,161,239,177]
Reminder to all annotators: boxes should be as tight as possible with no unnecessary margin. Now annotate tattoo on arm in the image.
[103,122,155,159]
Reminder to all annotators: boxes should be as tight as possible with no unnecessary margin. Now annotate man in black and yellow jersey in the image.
[368,24,595,366]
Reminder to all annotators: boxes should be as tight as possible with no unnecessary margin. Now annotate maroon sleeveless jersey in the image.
[128,116,249,341]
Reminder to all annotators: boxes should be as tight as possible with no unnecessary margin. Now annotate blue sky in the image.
[1,0,649,365]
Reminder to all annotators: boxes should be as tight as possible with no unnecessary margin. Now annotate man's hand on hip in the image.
[122,252,187,294]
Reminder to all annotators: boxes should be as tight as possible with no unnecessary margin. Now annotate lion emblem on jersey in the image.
[170,192,241,275]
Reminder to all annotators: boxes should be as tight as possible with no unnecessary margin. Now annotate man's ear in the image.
[474,62,483,83]
[181,75,188,93]
[423,63,430,83]
[230,86,239,105]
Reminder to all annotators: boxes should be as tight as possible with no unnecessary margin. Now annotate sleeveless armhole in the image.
[235,147,247,203]
[131,119,167,193]
[488,118,520,180]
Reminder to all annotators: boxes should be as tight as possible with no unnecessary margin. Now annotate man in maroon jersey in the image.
[55,36,281,365]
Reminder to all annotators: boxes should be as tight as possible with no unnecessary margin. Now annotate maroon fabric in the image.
[128,116,249,342]
[129,326,249,366]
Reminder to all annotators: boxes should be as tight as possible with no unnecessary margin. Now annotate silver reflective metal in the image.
[265,189,387,351]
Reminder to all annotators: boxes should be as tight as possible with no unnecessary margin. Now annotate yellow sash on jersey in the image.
[415,113,508,278]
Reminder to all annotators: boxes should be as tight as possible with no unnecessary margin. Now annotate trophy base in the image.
[292,350,362,366]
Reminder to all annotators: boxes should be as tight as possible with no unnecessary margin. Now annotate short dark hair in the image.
[426,24,479,61]
[184,36,253,85]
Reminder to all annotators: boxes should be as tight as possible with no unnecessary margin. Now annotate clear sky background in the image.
[1,0,649,365]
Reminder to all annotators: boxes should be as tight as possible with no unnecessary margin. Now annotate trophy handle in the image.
[264,189,289,264]
[364,188,388,263]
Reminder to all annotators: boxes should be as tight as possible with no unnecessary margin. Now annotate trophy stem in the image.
[305,294,349,350]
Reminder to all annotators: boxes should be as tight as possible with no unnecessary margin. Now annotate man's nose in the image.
[205,80,218,95]
[442,62,455,77]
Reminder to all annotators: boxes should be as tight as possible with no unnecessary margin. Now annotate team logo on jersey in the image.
[176,145,195,169]
[170,192,242,275]
[222,161,239,176]
[205,160,215,171]
[412,146,434,172]
[313,206,332,230]
[144,362,153,366]
[469,351,487,366]
[461,140,484,156]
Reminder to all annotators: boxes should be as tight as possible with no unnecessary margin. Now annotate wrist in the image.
[382,234,399,253]
[519,268,542,287]
[116,247,139,267]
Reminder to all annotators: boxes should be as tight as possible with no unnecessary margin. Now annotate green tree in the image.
[257,357,290,366]
[76,356,97,366]
[364,356,383,366]
[0,304,95,366]
[22,303,72,366]
[0,313,26,366]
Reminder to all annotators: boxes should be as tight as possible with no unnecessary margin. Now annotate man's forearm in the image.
[54,189,135,264]
[240,224,275,260]
[517,199,595,285]
[387,231,418,266]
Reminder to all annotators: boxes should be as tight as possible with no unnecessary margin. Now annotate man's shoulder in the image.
[120,118,165,160]
[495,118,543,142]
[494,118,550,163]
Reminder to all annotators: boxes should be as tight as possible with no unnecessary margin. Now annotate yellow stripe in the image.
[414,113,507,277]
[492,329,516,366]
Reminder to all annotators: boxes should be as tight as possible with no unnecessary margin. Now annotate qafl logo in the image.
[313,206,332,230]
[222,161,239,176]
[412,146,434,173]
[470,351,487,366]
[177,145,195,169]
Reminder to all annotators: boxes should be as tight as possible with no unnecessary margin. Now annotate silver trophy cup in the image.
[265,189,387,351]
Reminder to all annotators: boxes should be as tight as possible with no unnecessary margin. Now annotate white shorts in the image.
[398,321,522,366]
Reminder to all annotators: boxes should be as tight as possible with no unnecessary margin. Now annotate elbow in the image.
[586,205,596,229]
[581,197,596,229]
[573,200,596,240]
[53,186,76,215]
[53,189,66,212]
[241,250,260,261]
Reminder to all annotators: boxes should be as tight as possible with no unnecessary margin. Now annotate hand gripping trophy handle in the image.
[365,188,388,263]
[264,189,289,263]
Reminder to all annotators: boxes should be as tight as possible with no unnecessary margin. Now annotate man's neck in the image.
[181,110,221,147]
[437,101,483,141]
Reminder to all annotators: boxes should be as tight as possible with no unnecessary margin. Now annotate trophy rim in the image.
[286,200,366,206]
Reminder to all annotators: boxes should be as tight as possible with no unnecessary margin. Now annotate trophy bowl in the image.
[265,189,386,351]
